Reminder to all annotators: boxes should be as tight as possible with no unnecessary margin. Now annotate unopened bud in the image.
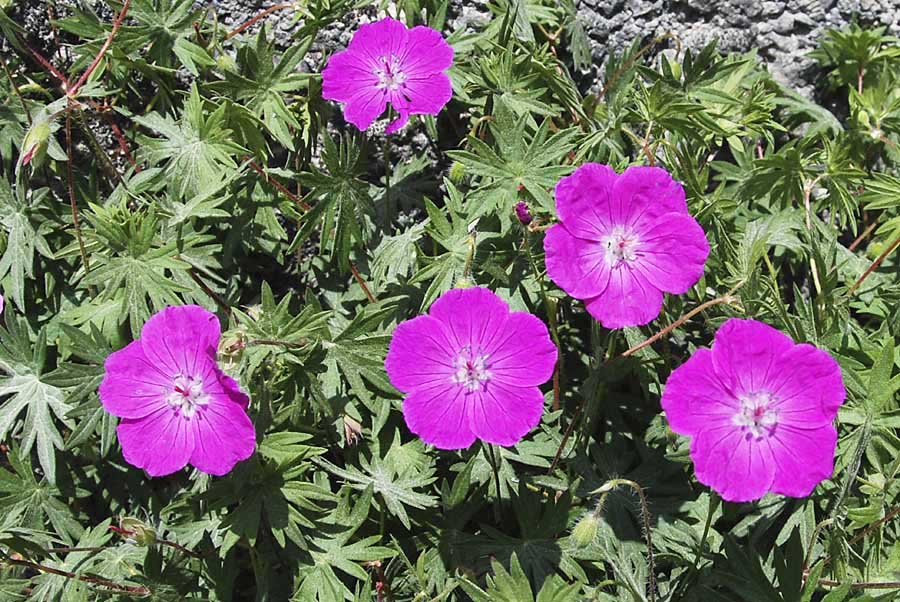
[514,201,532,226]
[449,161,466,184]
[119,517,156,547]
[18,120,51,172]
[343,414,362,446]
[218,329,247,368]
[570,511,601,547]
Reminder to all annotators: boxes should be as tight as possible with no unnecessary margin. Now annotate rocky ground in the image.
[202,0,900,96]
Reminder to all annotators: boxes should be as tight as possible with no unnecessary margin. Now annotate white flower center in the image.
[602,226,640,265]
[166,374,209,420]
[452,348,492,393]
[732,391,778,439]
[374,54,407,91]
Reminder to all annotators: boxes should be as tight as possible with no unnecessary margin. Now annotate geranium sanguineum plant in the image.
[544,164,709,329]
[99,305,256,477]
[385,287,556,449]
[321,17,454,134]
[661,319,846,502]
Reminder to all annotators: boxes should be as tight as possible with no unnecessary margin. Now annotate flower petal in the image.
[690,424,776,502]
[553,163,618,241]
[99,340,170,419]
[402,381,476,450]
[544,224,611,299]
[632,212,709,294]
[612,165,689,230]
[139,305,220,379]
[190,386,256,476]
[661,348,740,436]
[583,267,663,329]
[346,17,409,64]
[766,343,845,427]
[392,72,452,117]
[322,49,381,103]
[469,382,544,447]
[401,25,453,75]
[427,287,510,352]
[488,312,557,387]
[117,408,195,477]
[385,314,455,392]
[711,319,794,397]
[766,423,837,497]
[341,87,388,132]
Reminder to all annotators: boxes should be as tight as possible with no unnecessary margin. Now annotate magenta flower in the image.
[544,164,709,329]
[385,287,557,449]
[661,319,846,502]
[321,17,453,134]
[99,305,256,477]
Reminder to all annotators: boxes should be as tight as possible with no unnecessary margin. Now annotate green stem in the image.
[384,107,393,229]
[524,230,562,409]
[691,492,718,574]
[485,443,503,524]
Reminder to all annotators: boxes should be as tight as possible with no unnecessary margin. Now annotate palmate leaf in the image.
[214,27,311,149]
[320,303,397,412]
[135,84,245,199]
[447,97,577,218]
[293,486,396,602]
[290,132,373,270]
[315,437,437,530]
[212,458,334,555]
[81,204,211,337]
[0,318,69,485]
[0,180,52,312]
[460,554,583,602]
[0,446,82,541]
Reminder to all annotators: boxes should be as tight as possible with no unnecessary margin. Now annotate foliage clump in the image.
[1,1,900,600]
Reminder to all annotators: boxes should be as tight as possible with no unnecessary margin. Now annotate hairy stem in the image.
[65,105,93,289]
[847,235,900,296]
[69,0,130,96]
[350,262,377,303]
[0,550,149,595]
[485,443,503,524]
[523,229,562,410]
[224,3,293,40]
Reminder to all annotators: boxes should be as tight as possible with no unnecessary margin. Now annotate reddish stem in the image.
[349,262,377,303]
[224,3,293,41]
[246,158,312,211]
[1,552,149,595]
[69,0,131,96]
[847,235,900,296]
[848,221,878,252]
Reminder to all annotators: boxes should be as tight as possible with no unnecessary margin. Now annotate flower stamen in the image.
[602,226,640,265]
[732,391,778,439]
[374,54,407,91]
[452,347,492,393]
[166,374,210,420]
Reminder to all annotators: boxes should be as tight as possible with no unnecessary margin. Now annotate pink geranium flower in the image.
[385,287,557,449]
[661,319,846,502]
[99,306,256,477]
[321,17,453,134]
[544,164,709,329]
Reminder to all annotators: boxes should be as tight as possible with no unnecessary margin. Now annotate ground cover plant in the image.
[1,0,900,600]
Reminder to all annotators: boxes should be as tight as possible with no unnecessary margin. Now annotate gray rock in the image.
[576,0,900,96]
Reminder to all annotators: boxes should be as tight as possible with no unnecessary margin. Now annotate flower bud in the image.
[570,511,601,547]
[449,161,466,184]
[514,201,533,226]
[218,329,247,369]
[18,120,51,172]
[119,517,157,547]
